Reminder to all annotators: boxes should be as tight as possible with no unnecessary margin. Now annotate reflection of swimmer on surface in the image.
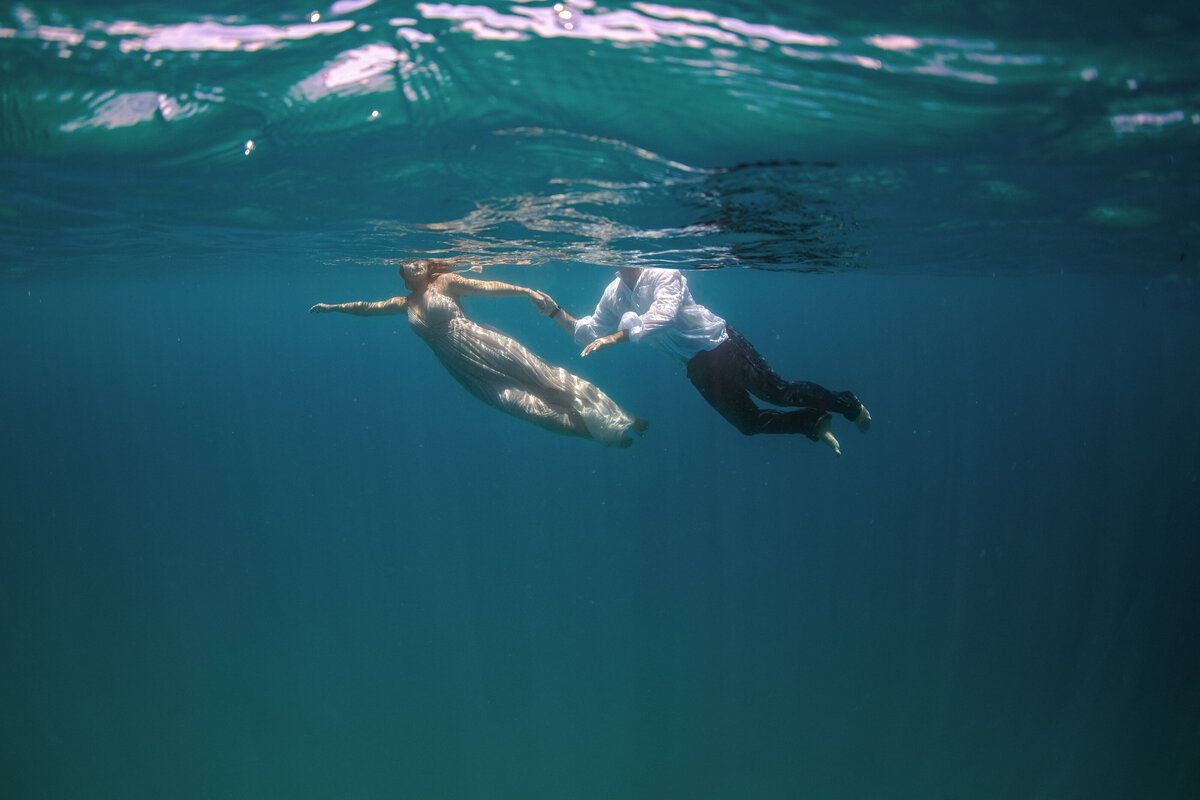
[541,266,869,455]
[310,259,648,447]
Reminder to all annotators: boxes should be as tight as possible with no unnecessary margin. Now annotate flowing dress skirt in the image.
[409,293,637,446]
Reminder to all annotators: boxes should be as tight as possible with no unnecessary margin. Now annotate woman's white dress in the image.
[407,290,636,446]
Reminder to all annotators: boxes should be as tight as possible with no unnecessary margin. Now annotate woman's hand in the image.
[309,303,333,313]
[581,330,628,357]
[529,291,558,316]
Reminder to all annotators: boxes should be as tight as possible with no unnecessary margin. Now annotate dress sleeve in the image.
[620,270,684,343]
[573,281,623,346]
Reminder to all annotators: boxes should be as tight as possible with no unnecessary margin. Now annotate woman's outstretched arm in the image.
[437,273,539,300]
[310,296,408,316]
[436,273,561,315]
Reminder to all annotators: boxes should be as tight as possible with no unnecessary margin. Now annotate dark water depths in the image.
[2,1,1199,798]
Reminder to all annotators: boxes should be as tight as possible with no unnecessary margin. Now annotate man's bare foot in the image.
[815,413,841,456]
[854,403,872,434]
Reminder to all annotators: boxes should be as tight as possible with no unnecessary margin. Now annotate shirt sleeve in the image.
[623,270,685,343]
[573,280,624,346]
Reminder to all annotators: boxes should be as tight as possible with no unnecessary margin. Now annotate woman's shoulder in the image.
[429,272,458,289]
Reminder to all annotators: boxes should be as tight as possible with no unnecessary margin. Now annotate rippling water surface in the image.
[3,0,1197,274]
[3,3,1200,799]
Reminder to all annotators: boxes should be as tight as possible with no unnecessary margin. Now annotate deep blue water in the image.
[3,1,1200,798]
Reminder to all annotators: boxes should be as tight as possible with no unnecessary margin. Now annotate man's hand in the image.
[581,330,629,357]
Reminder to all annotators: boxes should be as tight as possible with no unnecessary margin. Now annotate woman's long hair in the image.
[401,258,460,291]
[422,259,460,279]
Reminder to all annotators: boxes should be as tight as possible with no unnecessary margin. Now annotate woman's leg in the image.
[494,387,592,437]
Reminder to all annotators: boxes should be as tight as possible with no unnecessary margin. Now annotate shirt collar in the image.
[615,269,644,294]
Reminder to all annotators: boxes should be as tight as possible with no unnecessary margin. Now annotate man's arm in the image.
[579,271,684,355]
[572,280,624,346]
[581,328,629,357]
[309,296,408,315]
[536,298,625,355]
[626,270,685,339]
[548,305,578,335]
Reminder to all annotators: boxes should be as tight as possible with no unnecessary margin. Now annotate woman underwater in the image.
[310,259,648,447]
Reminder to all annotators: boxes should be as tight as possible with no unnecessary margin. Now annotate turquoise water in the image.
[3,1,1199,798]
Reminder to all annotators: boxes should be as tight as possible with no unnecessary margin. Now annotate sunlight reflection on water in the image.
[1,1,1195,278]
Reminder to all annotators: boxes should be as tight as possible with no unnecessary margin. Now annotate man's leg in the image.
[686,341,829,439]
[724,327,869,430]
